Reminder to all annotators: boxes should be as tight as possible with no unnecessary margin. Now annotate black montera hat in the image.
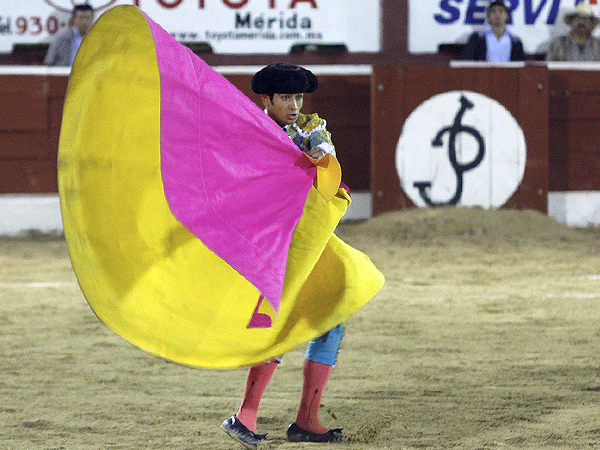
[251,62,318,95]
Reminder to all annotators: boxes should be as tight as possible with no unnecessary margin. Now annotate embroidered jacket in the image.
[285,113,336,157]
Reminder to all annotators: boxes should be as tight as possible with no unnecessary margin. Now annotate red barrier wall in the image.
[2,65,600,218]
[0,71,370,193]
[549,69,600,192]
[371,64,550,215]
[0,74,67,193]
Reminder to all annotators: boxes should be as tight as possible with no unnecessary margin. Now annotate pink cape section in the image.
[145,14,316,312]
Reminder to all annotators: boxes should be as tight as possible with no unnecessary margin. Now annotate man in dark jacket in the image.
[463,0,525,61]
[44,4,94,66]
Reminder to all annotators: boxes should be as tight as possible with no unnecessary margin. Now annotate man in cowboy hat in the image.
[547,1,600,61]
[463,0,525,61]
[220,63,343,449]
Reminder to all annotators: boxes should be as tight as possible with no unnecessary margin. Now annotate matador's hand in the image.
[307,147,325,159]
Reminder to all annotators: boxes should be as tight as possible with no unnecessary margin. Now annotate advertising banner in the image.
[0,0,380,54]
[409,0,600,54]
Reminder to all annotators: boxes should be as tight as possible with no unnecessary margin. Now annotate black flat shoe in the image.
[286,422,343,443]
[221,415,267,449]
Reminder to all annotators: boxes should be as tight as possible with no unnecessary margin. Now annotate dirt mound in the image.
[338,207,599,247]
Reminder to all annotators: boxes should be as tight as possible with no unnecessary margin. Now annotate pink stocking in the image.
[235,360,279,432]
[295,359,333,434]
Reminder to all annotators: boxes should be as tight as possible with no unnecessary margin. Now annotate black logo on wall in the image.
[414,95,485,206]
[396,91,526,210]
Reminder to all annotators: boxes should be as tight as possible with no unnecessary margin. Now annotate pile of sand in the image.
[337,207,599,247]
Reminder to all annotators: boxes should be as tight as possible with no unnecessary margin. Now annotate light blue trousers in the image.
[305,324,344,366]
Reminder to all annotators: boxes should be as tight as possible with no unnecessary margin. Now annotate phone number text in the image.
[0,16,68,36]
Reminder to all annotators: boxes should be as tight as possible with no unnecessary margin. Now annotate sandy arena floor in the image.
[1,207,600,449]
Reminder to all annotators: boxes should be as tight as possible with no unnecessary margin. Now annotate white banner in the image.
[0,0,380,54]
[409,0,600,54]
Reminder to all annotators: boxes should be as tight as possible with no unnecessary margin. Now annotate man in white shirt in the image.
[463,0,525,61]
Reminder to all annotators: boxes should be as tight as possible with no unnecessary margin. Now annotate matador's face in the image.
[262,93,304,127]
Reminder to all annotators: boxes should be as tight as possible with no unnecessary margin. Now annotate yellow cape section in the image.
[58,6,384,369]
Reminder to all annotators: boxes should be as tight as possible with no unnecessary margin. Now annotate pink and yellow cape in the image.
[57,5,384,369]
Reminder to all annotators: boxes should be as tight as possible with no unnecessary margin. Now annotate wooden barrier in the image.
[371,64,550,215]
[0,69,68,193]
[3,64,600,220]
[0,67,370,194]
[548,64,600,192]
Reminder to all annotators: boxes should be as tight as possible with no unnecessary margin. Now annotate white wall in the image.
[0,192,371,236]
[548,191,600,228]
[0,194,63,236]
[6,190,600,237]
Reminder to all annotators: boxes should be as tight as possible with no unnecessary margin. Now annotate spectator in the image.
[463,0,525,61]
[546,2,600,61]
[44,4,94,66]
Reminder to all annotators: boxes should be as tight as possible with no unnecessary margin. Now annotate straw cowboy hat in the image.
[564,2,600,26]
